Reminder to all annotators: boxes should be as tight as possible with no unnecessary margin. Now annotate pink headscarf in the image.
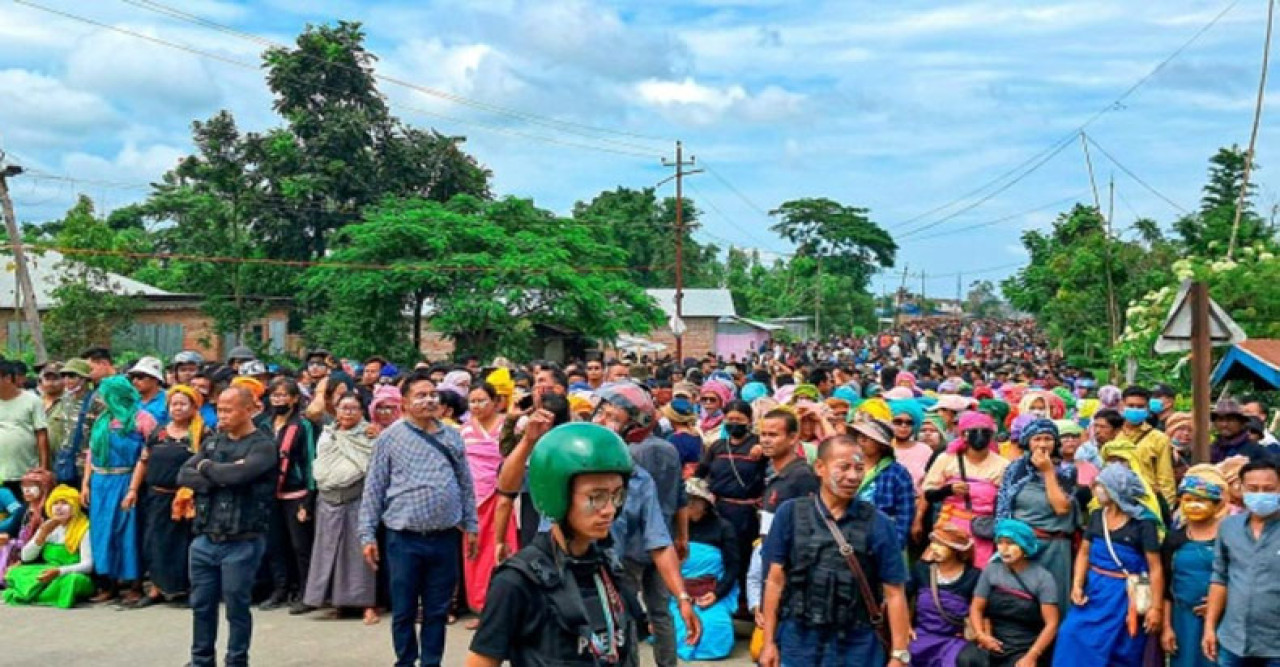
[699,380,734,432]
[896,371,917,388]
[369,384,403,425]
[947,411,997,454]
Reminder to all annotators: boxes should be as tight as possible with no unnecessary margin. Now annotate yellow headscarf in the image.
[45,485,89,554]
[485,367,514,399]
[856,397,893,422]
[168,384,206,453]
[230,376,265,401]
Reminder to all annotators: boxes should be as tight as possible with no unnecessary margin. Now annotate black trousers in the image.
[266,497,313,593]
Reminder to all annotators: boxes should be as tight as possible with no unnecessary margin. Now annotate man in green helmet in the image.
[466,422,646,667]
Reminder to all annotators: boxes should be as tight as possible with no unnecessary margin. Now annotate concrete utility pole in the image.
[0,158,47,363]
[660,142,701,361]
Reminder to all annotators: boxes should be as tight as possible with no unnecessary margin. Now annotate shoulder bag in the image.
[1102,515,1152,615]
[957,454,996,540]
[929,565,976,640]
[814,499,891,648]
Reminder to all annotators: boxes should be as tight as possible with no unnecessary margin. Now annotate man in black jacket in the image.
[177,386,278,667]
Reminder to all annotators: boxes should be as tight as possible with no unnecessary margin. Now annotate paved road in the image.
[2,602,754,666]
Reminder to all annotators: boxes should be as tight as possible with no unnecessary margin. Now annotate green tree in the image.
[1173,146,1268,256]
[303,195,662,360]
[964,280,1003,318]
[571,187,721,288]
[34,197,144,357]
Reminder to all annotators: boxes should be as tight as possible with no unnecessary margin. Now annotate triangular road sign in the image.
[1153,280,1247,354]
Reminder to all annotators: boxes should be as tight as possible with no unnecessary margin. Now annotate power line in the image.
[117,0,670,151]
[899,192,1088,242]
[891,0,1241,233]
[1228,0,1275,258]
[1083,135,1190,214]
[893,136,1076,237]
[15,0,662,160]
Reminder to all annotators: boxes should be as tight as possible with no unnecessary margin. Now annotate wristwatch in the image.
[890,649,911,664]
[677,592,694,604]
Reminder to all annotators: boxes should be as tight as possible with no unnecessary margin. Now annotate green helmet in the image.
[529,422,633,522]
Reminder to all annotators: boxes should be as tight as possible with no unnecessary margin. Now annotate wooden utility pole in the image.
[893,264,909,328]
[661,142,700,361]
[1190,281,1212,463]
[0,161,47,363]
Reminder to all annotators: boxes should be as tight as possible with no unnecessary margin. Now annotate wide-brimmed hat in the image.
[685,477,715,504]
[850,417,893,448]
[129,356,165,383]
[1211,399,1248,421]
[60,358,92,379]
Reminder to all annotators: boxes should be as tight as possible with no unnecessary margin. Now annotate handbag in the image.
[1102,514,1153,615]
[814,498,891,649]
[956,453,996,540]
[929,564,976,640]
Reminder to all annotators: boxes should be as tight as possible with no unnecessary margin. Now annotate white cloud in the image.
[64,26,224,114]
[635,77,805,125]
[0,70,119,146]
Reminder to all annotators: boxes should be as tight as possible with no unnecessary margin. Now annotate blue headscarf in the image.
[741,381,769,404]
[1096,463,1153,520]
[996,418,1076,519]
[832,385,859,404]
[995,518,1041,558]
[888,399,924,439]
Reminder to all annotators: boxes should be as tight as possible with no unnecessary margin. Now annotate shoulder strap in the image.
[1101,514,1132,576]
[955,453,973,511]
[812,497,886,633]
[412,425,465,480]
[1005,564,1040,604]
[276,423,300,495]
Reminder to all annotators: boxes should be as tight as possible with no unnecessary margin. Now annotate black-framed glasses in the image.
[892,418,914,426]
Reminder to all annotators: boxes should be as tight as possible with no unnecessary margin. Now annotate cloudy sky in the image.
[0,0,1273,296]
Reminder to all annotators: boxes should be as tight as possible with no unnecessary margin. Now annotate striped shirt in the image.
[358,419,478,545]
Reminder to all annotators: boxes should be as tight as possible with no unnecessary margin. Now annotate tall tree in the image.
[571,187,721,288]
[1173,146,1268,255]
[303,195,662,360]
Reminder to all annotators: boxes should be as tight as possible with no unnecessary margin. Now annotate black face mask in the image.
[272,403,293,415]
[965,429,993,451]
[725,423,750,440]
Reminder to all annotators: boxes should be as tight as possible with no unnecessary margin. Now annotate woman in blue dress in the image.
[1053,463,1163,667]
[1161,464,1226,667]
[81,376,156,604]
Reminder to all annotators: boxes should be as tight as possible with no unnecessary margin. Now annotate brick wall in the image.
[643,317,717,361]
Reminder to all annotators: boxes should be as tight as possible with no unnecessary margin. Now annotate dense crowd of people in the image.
[2,317,1280,667]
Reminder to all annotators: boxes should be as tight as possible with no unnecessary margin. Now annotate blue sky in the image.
[0,0,1273,297]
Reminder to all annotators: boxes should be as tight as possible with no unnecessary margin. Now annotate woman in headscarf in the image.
[694,399,764,605]
[368,383,403,436]
[458,382,517,628]
[671,477,740,661]
[82,375,155,604]
[262,376,318,613]
[1160,465,1225,667]
[923,412,1010,567]
[919,414,948,453]
[133,385,209,608]
[303,391,378,625]
[1055,419,1097,488]
[889,399,934,491]
[1,468,53,578]
[960,519,1061,667]
[852,417,917,548]
[1053,464,1163,667]
[698,380,734,448]
[2,484,94,608]
[995,418,1077,610]
[909,523,981,666]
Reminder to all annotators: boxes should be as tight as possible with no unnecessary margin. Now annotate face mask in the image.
[1244,492,1280,517]
[1028,409,1047,419]
[725,423,750,440]
[1181,499,1215,522]
[1149,399,1165,414]
[1123,407,1149,424]
[965,429,993,451]
[272,403,292,415]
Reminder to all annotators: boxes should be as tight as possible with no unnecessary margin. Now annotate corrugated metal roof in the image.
[646,288,736,318]
[0,250,175,310]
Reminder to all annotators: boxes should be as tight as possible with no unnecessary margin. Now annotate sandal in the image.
[133,594,163,609]
[363,608,381,626]
[89,590,117,604]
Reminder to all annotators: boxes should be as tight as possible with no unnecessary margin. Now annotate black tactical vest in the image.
[781,496,883,631]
